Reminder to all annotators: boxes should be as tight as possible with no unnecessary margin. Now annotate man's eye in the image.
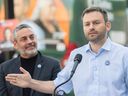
[30,36,35,40]
[93,21,101,25]
[20,38,26,41]
[84,23,90,26]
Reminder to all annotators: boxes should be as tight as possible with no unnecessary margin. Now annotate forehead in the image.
[16,28,35,38]
[83,11,104,22]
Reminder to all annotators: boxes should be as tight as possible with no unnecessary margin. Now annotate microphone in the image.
[70,54,82,77]
[53,54,82,96]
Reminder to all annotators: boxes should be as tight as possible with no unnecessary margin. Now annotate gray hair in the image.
[13,24,33,40]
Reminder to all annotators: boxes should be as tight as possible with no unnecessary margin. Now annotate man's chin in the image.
[26,49,38,55]
[20,49,38,55]
[87,37,97,41]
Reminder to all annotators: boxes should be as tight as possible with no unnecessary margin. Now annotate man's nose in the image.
[27,38,33,43]
[89,23,95,29]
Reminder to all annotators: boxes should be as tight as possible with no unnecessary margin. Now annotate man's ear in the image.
[13,40,17,50]
[106,21,111,32]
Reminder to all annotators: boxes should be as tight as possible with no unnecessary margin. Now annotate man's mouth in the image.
[26,45,36,50]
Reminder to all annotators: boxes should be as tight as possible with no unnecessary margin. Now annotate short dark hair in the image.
[13,24,32,39]
[81,7,108,22]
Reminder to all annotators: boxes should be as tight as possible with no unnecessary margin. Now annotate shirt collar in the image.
[101,38,111,51]
[85,38,112,52]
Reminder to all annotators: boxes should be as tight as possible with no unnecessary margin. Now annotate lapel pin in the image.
[37,64,42,68]
[105,60,110,66]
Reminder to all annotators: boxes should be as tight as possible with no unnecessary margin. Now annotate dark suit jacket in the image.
[0,52,61,96]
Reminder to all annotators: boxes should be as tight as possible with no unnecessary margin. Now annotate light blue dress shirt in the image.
[54,38,128,96]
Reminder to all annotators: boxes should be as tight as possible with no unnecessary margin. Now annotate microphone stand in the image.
[53,70,75,96]
[53,54,82,96]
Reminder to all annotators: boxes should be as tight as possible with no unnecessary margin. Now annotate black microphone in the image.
[53,54,82,96]
[70,54,82,77]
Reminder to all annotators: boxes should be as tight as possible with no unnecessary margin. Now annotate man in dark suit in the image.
[0,24,61,96]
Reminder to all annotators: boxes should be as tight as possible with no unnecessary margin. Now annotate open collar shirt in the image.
[54,38,128,96]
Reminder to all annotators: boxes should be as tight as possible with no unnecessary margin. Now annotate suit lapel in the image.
[33,53,44,79]
[30,53,45,96]
[13,57,23,96]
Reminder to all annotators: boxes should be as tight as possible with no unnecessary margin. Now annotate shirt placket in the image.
[92,56,100,96]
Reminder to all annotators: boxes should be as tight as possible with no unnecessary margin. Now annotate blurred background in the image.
[0,0,128,69]
[0,0,128,95]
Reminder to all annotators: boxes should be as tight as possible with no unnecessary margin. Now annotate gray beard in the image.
[19,48,38,57]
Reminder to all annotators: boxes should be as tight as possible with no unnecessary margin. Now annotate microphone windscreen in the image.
[74,54,82,63]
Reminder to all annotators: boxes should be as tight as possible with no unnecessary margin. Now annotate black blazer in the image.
[0,52,61,96]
